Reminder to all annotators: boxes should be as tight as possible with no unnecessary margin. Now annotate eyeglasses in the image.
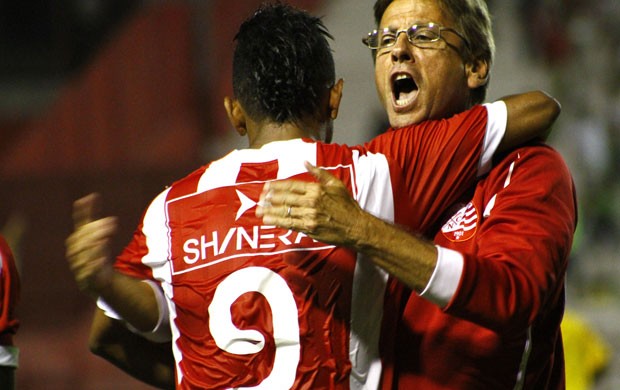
[362,22,469,51]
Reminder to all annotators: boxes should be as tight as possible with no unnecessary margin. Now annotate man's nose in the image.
[391,32,413,62]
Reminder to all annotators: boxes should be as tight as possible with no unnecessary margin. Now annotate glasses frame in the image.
[362,22,470,51]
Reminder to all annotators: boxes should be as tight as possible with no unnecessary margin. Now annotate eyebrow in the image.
[381,20,435,30]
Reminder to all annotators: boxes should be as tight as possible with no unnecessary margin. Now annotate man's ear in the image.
[328,78,344,120]
[465,58,490,89]
[224,96,247,136]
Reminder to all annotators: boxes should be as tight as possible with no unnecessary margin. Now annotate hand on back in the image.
[256,161,364,247]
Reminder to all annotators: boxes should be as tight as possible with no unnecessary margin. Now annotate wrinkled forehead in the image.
[379,0,453,30]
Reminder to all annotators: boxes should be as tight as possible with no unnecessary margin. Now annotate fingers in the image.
[304,161,331,185]
[73,193,102,229]
[305,161,345,188]
[262,179,310,195]
[66,216,118,258]
[255,163,346,233]
[65,214,118,293]
[258,179,316,211]
[67,193,120,294]
[68,192,115,261]
[257,162,340,209]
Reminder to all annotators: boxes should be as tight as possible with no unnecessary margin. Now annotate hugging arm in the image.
[497,90,559,152]
[256,90,561,292]
[258,163,438,291]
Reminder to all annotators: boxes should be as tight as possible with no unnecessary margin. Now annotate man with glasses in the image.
[259,0,577,388]
[65,2,563,389]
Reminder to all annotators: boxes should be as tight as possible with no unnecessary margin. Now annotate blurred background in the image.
[0,0,618,389]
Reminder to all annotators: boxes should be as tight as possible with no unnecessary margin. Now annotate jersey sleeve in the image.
[364,102,506,233]
[114,189,171,280]
[444,145,577,331]
[113,222,152,279]
[0,236,19,367]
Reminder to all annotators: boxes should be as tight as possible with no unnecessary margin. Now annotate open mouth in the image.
[392,73,418,107]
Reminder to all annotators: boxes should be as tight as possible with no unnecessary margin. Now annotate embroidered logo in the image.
[440,201,478,242]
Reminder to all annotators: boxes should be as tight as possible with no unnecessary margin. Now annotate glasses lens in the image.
[364,24,450,50]
[407,25,441,47]
[363,28,398,49]
[378,28,397,48]
[363,30,379,49]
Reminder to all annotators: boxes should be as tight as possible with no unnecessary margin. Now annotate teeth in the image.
[396,96,413,106]
[393,73,415,107]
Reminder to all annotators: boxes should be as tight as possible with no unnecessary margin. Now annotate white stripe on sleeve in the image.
[479,101,508,176]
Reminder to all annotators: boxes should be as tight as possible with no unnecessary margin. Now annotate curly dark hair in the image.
[232,2,335,124]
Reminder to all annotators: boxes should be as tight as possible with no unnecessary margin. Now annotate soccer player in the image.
[66,2,559,388]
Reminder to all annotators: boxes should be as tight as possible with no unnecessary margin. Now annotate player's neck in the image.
[248,120,319,149]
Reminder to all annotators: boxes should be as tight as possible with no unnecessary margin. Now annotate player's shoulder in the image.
[149,164,211,206]
[497,142,573,182]
[171,164,210,188]
[510,142,569,166]
[315,139,361,162]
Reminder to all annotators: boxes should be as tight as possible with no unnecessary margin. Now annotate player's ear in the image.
[224,97,247,136]
[328,79,344,120]
[465,58,489,89]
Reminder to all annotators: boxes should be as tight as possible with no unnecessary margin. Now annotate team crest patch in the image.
[440,202,478,242]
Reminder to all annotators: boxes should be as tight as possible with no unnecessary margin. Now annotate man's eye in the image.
[380,34,396,46]
[412,30,438,42]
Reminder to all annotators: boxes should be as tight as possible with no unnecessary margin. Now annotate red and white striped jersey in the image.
[112,103,507,389]
[0,235,20,368]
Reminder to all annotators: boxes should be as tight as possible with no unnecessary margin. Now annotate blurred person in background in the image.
[0,235,20,389]
[258,0,577,388]
[561,311,611,390]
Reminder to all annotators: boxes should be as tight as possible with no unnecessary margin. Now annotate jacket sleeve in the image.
[444,145,577,331]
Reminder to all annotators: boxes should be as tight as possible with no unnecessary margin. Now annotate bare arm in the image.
[65,193,160,331]
[256,91,561,292]
[498,90,560,152]
[66,194,170,386]
[89,309,175,389]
